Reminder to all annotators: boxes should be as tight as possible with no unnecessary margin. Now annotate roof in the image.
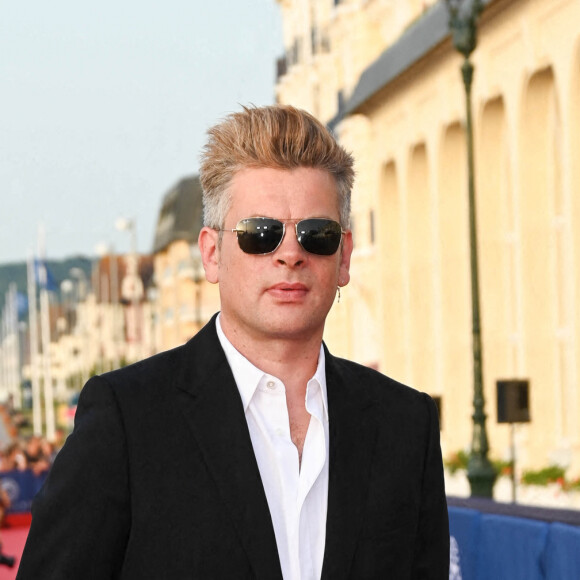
[152,175,203,254]
[329,0,492,130]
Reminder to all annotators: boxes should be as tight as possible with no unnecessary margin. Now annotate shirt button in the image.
[266,381,276,390]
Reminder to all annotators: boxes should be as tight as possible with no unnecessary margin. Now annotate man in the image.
[17,105,449,579]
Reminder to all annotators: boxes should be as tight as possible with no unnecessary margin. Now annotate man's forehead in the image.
[223,166,340,220]
[228,166,338,194]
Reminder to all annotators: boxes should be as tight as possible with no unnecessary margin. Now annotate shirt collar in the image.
[215,314,328,421]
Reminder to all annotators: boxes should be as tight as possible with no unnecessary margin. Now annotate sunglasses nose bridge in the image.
[274,221,305,255]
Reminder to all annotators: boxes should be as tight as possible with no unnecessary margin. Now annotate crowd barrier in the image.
[448,496,580,579]
[0,469,47,514]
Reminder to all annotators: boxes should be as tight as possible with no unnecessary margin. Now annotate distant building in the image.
[10,251,156,440]
[152,176,219,352]
[21,254,154,393]
[91,253,155,366]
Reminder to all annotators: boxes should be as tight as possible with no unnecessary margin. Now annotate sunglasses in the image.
[221,217,345,256]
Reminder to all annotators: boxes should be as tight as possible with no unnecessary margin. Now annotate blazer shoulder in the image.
[99,342,188,387]
[94,315,224,399]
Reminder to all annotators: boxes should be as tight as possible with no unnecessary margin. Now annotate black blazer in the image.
[17,315,449,579]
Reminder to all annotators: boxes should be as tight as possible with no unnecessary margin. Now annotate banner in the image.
[449,505,580,579]
[0,469,48,514]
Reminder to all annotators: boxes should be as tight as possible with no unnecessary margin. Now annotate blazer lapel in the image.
[175,317,283,580]
[321,348,379,580]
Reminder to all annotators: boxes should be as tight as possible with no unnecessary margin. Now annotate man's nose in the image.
[275,225,305,266]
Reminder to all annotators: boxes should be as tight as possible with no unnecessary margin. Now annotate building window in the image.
[287,37,302,67]
[311,26,318,55]
[276,55,287,80]
[337,90,345,114]
[369,209,376,245]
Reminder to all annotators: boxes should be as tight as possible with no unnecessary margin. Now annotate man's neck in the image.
[218,316,322,395]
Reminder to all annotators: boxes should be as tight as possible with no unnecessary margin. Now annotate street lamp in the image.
[70,267,88,301]
[115,218,137,256]
[60,279,74,335]
[445,0,496,497]
[95,242,120,371]
[70,267,89,389]
[116,218,144,361]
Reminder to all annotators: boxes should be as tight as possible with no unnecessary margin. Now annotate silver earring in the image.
[337,286,341,303]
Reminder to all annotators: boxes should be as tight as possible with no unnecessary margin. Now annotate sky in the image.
[0,0,283,265]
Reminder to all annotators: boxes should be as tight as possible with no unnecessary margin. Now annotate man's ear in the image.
[338,230,353,287]
[198,227,220,284]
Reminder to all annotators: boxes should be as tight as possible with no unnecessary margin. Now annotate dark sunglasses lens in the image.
[297,219,342,255]
[236,218,284,254]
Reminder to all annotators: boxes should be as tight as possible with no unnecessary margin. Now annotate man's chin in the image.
[260,315,326,341]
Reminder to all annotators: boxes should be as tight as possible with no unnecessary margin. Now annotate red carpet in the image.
[0,524,29,580]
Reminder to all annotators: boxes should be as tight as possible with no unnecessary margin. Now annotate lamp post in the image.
[445,0,496,497]
[116,218,143,362]
[95,242,120,371]
[70,267,89,389]
[95,243,111,375]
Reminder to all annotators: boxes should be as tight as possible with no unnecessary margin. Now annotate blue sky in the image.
[0,0,283,264]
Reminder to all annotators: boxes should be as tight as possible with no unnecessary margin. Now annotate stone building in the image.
[275,0,580,476]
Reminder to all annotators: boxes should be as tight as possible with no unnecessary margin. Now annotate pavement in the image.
[0,524,29,580]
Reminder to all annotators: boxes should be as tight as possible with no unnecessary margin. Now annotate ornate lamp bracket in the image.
[446,0,483,59]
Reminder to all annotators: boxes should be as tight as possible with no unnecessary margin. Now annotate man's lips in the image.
[267,282,309,300]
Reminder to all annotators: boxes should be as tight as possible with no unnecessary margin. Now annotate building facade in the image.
[152,176,220,353]
[276,0,580,476]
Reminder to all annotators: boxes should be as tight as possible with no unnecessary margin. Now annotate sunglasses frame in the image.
[220,217,346,256]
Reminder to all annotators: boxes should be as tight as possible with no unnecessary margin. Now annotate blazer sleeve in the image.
[16,376,131,580]
[412,393,450,579]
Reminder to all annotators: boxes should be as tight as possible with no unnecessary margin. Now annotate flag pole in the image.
[27,254,43,435]
[7,284,22,409]
[38,226,56,442]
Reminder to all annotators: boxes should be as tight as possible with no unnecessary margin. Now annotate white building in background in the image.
[16,253,155,435]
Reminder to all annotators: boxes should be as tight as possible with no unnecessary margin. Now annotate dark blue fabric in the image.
[448,507,481,580]
[1,469,47,513]
[448,503,580,579]
[543,522,580,579]
[476,514,548,580]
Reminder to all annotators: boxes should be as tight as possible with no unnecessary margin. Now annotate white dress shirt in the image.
[216,315,329,580]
